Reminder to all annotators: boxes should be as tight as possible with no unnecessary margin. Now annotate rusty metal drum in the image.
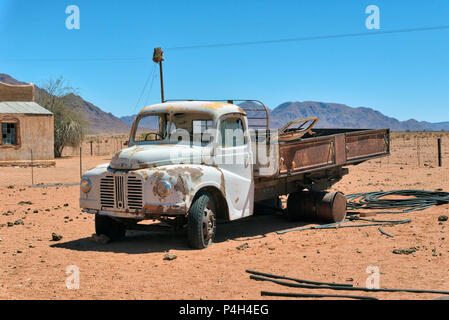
[287,191,347,222]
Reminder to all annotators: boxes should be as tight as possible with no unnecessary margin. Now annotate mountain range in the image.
[1,73,447,133]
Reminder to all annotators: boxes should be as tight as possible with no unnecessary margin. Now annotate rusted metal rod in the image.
[261,291,377,300]
[246,270,352,287]
[250,274,449,295]
[416,137,421,167]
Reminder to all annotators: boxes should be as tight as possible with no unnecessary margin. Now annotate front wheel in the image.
[187,191,217,249]
[95,214,126,241]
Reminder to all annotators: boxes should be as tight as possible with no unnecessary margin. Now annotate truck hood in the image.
[109,144,204,170]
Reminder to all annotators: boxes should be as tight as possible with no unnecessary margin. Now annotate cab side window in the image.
[219,117,246,147]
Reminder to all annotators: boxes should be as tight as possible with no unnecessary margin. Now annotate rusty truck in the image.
[80,99,390,248]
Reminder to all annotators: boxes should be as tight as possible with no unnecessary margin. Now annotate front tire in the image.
[95,214,126,241]
[187,191,217,249]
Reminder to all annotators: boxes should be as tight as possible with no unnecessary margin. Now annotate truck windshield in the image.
[133,113,214,144]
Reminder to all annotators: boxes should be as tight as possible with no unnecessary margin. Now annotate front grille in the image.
[127,176,143,209]
[100,176,114,208]
[99,175,143,210]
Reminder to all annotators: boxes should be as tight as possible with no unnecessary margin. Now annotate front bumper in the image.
[81,200,187,219]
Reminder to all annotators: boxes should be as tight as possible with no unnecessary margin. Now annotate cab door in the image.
[215,114,254,220]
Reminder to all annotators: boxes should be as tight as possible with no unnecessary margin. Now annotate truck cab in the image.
[80,101,257,248]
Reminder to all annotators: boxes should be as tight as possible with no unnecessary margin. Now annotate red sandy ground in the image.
[0,132,448,300]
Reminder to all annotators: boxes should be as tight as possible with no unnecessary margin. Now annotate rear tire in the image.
[187,191,217,249]
[95,214,126,241]
[287,192,303,221]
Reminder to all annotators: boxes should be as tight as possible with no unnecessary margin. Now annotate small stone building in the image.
[0,81,54,165]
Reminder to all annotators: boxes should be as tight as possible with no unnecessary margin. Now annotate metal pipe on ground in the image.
[250,274,449,295]
[246,270,353,287]
[261,291,377,300]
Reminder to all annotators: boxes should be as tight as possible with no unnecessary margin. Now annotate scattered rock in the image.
[7,185,14,189]
[33,210,38,213]
[91,233,110,244]
[18,201,32,205]
[438,215,448,222]
[63,203,69,207]
[163,253,177,261]
[236,243,250,250]
[51,233,63,241]
[393,247,417,255]
[7,222,13,227]
[13,219,24,225]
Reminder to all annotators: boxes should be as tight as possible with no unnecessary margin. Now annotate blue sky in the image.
[1,0,448,122]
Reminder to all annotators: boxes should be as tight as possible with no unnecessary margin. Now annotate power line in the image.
[1,25,448,62]
[144,69,158,106]
[132,63,157,114]
[1,57,151,62]
[166,25,449,50]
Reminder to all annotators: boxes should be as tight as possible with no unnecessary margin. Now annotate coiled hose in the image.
[346,189,449,214]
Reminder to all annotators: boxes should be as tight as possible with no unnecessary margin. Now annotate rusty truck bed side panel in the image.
[278,128,389,175]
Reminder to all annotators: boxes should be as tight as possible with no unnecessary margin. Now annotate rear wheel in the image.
[286,192,303,221]
[95,214,126,241]
[187,191,217,249]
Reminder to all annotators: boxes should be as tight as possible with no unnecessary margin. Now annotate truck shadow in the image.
[50,213,312,254]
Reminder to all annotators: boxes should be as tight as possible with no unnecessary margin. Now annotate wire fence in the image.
[62,135,129,157]
[366,132,448,169]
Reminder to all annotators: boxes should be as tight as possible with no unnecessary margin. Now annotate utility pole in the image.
[153,47,165,103]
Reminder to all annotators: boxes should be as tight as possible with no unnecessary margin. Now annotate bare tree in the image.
[36,77,88,157]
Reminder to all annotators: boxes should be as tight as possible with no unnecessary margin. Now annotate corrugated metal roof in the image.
[0,101,53,115]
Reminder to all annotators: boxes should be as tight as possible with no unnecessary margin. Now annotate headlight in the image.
[80,177,91,193]
[155,180,171,198]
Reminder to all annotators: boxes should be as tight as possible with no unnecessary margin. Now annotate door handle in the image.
[244,154,250,167]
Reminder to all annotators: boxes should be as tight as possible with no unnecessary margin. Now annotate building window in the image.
[2,123,17,145]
